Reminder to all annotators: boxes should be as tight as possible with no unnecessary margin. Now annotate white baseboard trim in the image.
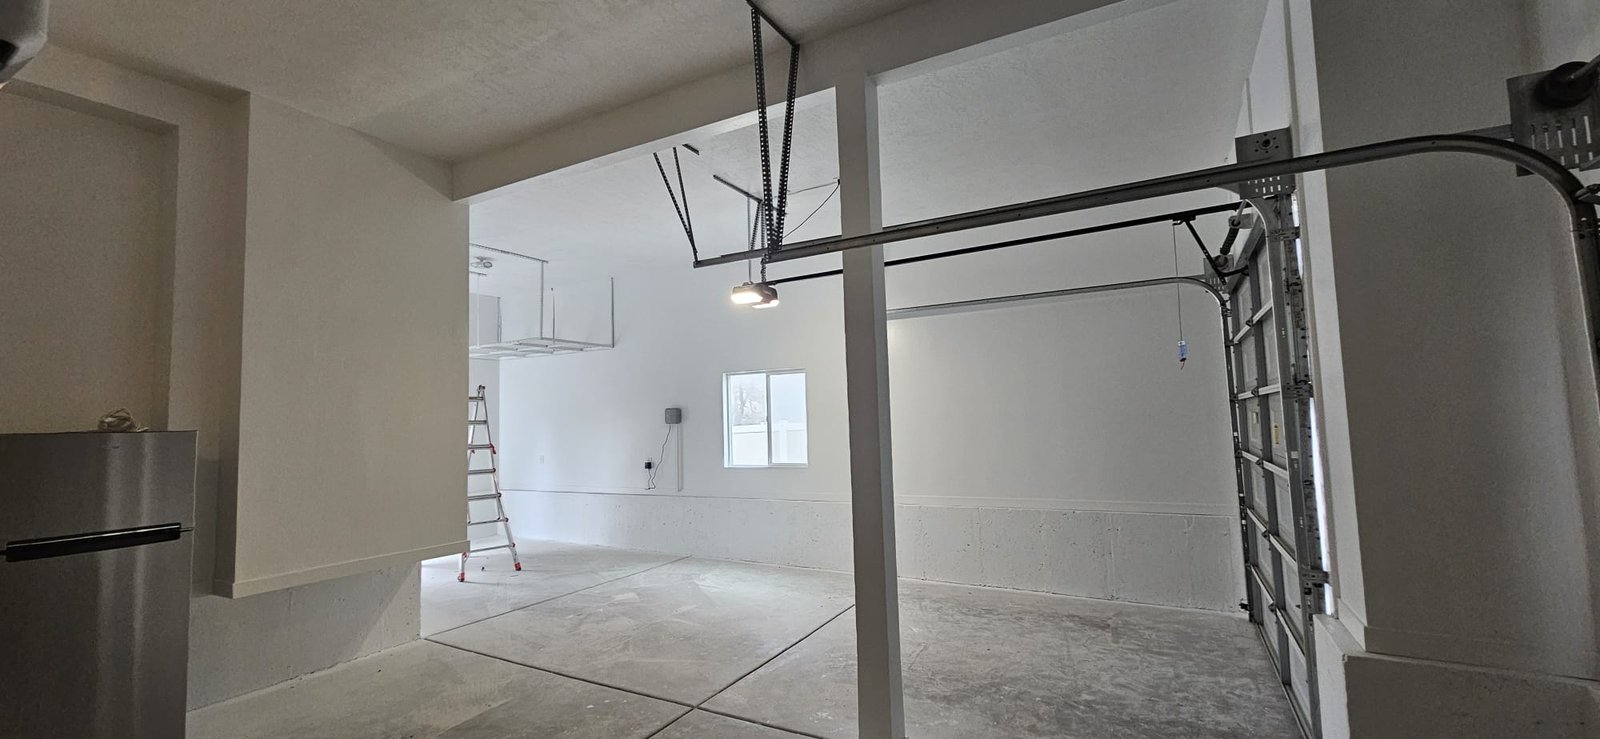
[215,539,466,598]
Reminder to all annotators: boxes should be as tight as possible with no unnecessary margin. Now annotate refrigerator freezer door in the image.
[0,431,197,544]
[0,533,192,738]
[0,431,197,738]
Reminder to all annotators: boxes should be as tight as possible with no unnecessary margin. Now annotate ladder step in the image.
[461,387,518,577]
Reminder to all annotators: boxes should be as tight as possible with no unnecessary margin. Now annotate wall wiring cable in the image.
[646,425,673,490]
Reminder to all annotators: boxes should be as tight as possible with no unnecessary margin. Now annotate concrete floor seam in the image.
[638,707,696,739]
[426,639,700,709]
[425,588,853,738]
[695,602,856,710]
[426,555,857,738]
[427,553,693,638]
[691,705,833,739]
[679,604,858,739]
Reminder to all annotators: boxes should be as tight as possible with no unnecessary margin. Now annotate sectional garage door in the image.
[1223,177,1327,737]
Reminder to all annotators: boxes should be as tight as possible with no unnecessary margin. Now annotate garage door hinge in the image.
[1288,378,1315,400]
[1302,568,1329,586]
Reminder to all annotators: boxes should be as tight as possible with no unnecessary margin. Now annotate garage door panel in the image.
[1225,182,1324,739]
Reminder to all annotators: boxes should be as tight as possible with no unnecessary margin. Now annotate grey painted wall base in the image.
[187,564,421,709]
[502,490,1242,612]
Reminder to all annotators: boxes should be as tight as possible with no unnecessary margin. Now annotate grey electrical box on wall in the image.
[665,407,683,424]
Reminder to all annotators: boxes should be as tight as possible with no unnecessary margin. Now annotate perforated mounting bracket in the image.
[1232,129,1295,199]
[1508,67,1600,175]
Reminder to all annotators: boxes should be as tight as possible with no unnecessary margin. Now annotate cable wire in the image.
[646,426,672,490]
[1171,222,1186,369]
[784,183,840,239]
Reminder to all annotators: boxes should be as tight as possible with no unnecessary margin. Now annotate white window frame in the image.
[722,368,808,469]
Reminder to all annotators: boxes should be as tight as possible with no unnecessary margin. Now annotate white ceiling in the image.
[47,0,927,162]
[469,0,1268,284]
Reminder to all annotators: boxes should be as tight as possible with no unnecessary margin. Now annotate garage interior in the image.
[3,1,1599,738]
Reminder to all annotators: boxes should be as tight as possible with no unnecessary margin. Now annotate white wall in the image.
[0,89,171,431]
[1271,0,1600,733]
[470,358,501,432]
[495,192,1245,611]
[9,47,447,709]
[1303,0,1597,677]
[223,95,468,596]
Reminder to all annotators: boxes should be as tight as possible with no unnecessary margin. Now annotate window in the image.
[724,369,808,467]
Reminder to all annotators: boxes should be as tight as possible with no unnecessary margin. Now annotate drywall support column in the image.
[836,72,906,739]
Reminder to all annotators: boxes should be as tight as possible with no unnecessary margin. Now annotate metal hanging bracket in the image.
[1507,60,1600,175]
[1234,129,1296,199]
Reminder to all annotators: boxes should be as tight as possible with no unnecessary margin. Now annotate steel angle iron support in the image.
[748,0,801,284]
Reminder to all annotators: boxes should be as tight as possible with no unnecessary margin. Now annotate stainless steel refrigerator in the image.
[0,431,196,738]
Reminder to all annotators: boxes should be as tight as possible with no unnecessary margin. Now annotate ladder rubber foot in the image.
[514,562,522,571]
[457,572,466,582]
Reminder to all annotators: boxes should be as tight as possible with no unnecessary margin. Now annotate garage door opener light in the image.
[731,281,779,309]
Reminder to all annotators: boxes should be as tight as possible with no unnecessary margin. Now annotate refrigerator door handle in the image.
[3,523,183,563]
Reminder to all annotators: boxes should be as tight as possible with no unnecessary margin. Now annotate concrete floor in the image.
[189,541,1299,738]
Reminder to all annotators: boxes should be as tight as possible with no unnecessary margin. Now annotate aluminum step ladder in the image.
[461,385,520,581]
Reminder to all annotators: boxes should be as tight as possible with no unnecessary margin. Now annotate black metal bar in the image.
[714,174,764,204]
[766,202,1240,287]
[4,523,182,563]
[694,134,1595,269]
[745,0,798,47]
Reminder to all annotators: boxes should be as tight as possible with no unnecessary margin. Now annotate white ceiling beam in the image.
[451,0,1177,203]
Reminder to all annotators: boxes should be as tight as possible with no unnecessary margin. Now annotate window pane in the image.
[769,372,807,465]
[727,373,768,466]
